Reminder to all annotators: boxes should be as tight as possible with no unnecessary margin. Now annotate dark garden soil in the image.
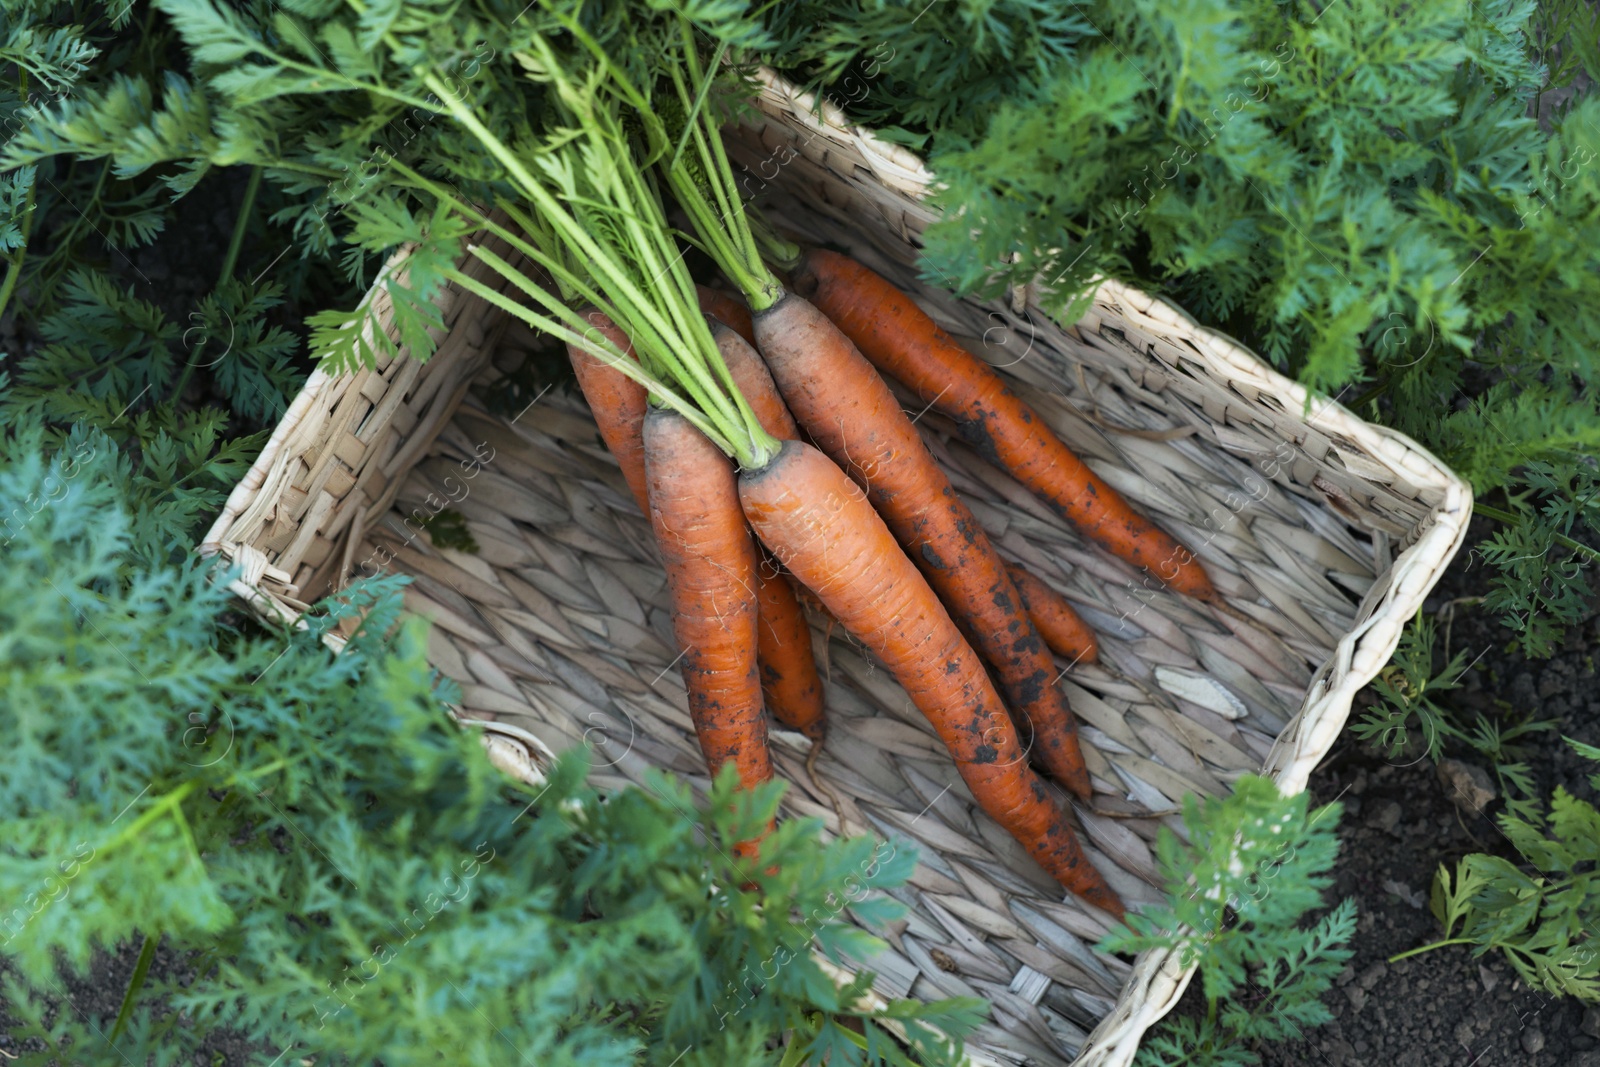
[0,943,276,1066]
[1234,511,1600,1067]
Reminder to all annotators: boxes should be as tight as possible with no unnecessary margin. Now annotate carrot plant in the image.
[1100,776,1355,1067]
[0,0,336,570]
[1352,610,1558,820]
[1393,738,1600,1001]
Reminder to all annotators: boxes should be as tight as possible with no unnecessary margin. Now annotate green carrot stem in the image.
[535,4,652,115]
[173,163,264,401]
[477,234,778,469]
[109,933,159,1042]
[415,71,688,362]
[668,40,730,173]
[678,50,763,278]
[1388,937,1475,963]
[749,210,801,269]
[0,165,38,323]
[359,20,778,466]
[658,23,783,310]
[385,160,612,321]
[98,781,199,856]
[0,59,37,321]
[221,165,263,283]
[466,241,734,441]
[444,260,756,464]
[449,59,775,463]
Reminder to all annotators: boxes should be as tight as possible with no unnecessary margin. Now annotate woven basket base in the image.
[360,301,1378,1061]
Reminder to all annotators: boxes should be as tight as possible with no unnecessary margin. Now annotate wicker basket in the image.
[198,71,1471,1066]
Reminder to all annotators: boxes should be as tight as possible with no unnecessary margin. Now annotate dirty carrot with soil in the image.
[752,291,1093,799]
[654,42,1101,835]
[643,407,771,793]
[698,284,756,347]
[712,321,827,742]
[567,309,649,515]
[752,559,826,743]
[740,440,1124,915]
[713,320,801,441]
[793,248,1218,602]
[713,320,832,807]
[1008,563,1099,666]
[652,65,1094,797]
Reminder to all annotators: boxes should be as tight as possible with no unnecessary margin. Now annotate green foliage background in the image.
[0,429,977,1063]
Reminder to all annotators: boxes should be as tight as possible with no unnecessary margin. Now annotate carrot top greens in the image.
[334,4,781,469]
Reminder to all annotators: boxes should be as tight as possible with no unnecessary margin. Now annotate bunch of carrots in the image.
[424,19,1221,921]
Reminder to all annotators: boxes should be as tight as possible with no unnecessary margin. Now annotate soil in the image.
[0,942,275,1066]
[1170,511,1600,1067]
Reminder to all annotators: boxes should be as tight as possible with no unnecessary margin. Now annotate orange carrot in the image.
[793,249,1218,602]
[642,407,770,793]
[753,292,1093,800]
[567,309,649,515]
[739,440,1123,916]
[753,558,826,743]
[712,319,800,441]
[697,284,756,348]
[1007,564,1099,666]
[711,320,826,744]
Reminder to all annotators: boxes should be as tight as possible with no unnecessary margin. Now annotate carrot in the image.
[753,292,1093,800]
[710,320,828,748]
[567,308,649,515]
[697,284,756,348]
[792,249,1218,602]
[753,557,826,743]
[642,407,770,794]
[712,319,800,441]
[739,440,1123,916]
[1007,564,1099,666]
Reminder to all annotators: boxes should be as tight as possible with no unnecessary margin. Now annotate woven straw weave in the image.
[199,71,1470,1066]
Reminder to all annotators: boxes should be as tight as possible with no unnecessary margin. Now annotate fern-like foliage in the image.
[0,19,98,96]
[0,431,982,1066]
[1100,776,1354,1067]
[1420,737,1600,1000]
[1350,610,1470,762]
[1351,609,1556,818]
[766,0,1095,148]
[0,270,294,564]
